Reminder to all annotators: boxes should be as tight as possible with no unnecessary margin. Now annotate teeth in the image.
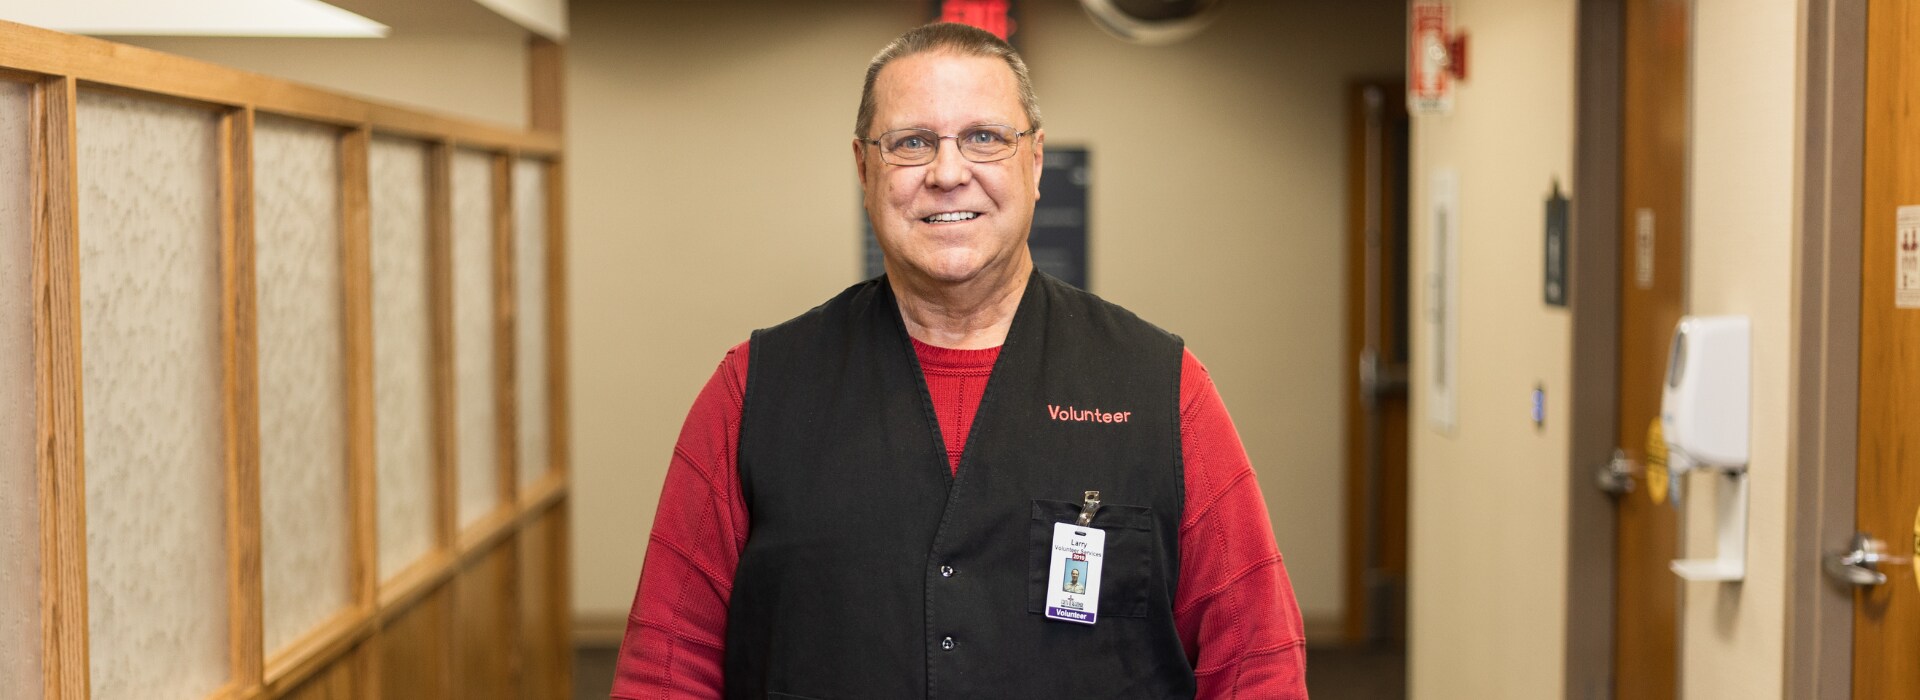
[924,212,979,223]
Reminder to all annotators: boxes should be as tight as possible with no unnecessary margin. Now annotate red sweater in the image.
[612,339,1308,698]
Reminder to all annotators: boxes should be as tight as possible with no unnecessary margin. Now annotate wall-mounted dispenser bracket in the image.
[1668,462,1748,581]
[1659,315,1751,582]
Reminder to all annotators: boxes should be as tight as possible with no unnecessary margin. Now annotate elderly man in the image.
[613,22,1307,699]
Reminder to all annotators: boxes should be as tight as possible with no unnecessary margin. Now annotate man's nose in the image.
[923,138,972,190]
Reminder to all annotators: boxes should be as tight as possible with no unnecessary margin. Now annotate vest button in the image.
[941,636,955,651]
[940,565,955,577]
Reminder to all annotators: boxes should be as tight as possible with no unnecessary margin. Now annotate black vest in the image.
[726,272,1194,699]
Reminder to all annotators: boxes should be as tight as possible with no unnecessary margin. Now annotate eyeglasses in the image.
[862,124,1036,166]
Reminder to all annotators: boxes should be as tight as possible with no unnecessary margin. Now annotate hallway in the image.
[3,0,1917,698]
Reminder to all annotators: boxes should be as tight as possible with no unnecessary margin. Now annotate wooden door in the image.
[1853,1,1920,696]
[1613,0,1689,697]
[1342,82,1410,646]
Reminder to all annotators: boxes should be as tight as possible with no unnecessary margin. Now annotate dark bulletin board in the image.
[861,146,1091,290]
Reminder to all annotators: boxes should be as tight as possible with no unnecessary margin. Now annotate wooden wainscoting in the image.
[12,19,571,700]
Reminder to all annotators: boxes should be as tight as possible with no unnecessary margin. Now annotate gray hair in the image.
[854,22,1043,138]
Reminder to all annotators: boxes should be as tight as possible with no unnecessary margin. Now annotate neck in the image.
[889,258,1032,350]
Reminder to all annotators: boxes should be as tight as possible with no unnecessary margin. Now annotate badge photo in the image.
[1062,556,1088,594]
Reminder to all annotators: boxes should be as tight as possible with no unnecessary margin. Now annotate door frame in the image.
[1564,0,1624,697]
[1785,0,1865,698]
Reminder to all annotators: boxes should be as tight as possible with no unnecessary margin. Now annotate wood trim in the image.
[1565,1,1624,698]
[527,41,566,697]
[0,20,560,155]
[528,39,565,135]
[544,159,569,481]
[427,143,459,552]
[422,140,461,700]
[0,65,44,83]
[1785,0,1865,698]
[492,153,519,506]
[262,607,376,695]
[376,551,460,621]
[547,157,573,696]
[221,105,267,691]
[519,471,568,517]
[32,73,90,700]
[456,507,522,565]
[341,126,378,611]
[489,151,527,694]
[545,155,572,697]
[338,125,380,700]
[550,498,574,698]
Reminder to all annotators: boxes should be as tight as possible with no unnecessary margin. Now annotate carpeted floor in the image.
[573,644,1406,699]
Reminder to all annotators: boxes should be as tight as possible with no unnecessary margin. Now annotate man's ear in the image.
[853,138,869,190]
[1029,129,1045,199]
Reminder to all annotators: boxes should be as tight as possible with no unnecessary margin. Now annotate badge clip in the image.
[1076,490,1102,526]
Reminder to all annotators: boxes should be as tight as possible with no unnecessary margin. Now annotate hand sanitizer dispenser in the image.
[1661,315,1751,582]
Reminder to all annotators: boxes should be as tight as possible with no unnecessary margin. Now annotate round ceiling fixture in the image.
[1078,0,1228,45]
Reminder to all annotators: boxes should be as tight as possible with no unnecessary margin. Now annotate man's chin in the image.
[889,255,1030,291]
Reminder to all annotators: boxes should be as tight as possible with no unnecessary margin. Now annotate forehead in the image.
[870,51,1024,131]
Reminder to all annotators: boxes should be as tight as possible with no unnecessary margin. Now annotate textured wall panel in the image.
[77,90,228,700]
[369,137,436,581]
[253,115,350,655]
[512,159,548,489]
[452,150,498,527]
[0,79,40,698]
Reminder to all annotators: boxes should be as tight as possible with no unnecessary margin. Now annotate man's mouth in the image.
[922,211,980,224]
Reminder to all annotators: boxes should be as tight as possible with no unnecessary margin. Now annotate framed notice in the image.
[1426,167,1459,433]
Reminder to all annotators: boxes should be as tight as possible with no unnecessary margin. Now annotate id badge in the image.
[1044,522,1105,624]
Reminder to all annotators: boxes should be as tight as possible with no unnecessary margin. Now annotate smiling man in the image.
[612,22,1308,699]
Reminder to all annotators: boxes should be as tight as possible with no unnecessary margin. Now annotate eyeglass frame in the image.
[860,124,1039,166]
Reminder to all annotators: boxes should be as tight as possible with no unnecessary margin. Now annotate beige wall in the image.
[566,0,1403,627]
[1679,0,1797,696]
[118,34,529,129]
[1406,0,1578,697]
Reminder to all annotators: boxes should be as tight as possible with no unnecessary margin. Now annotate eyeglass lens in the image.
[878,125,1021,165]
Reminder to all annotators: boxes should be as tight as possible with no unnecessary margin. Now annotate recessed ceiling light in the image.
[0,0,389,38]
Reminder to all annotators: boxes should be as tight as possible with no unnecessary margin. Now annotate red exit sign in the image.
[938,0,1014,40]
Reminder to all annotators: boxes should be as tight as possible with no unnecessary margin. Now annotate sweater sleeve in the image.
[1175,349,1310,698]
[609,341,752,700]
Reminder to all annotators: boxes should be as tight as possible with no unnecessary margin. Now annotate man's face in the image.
[855,52,1044,288]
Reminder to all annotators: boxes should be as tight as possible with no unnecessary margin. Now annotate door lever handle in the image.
[1823,532,1909,588]
[1594,448,1637,496]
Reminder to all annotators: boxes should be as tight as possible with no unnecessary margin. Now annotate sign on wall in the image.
[934,0,1016,41]
[1425,167,1460,433]
[1409,0,1461,116]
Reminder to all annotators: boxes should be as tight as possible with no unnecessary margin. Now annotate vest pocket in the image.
[1027,499,1156,618]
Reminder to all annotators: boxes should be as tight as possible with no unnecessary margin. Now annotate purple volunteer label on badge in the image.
[1046,607,1096,624]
